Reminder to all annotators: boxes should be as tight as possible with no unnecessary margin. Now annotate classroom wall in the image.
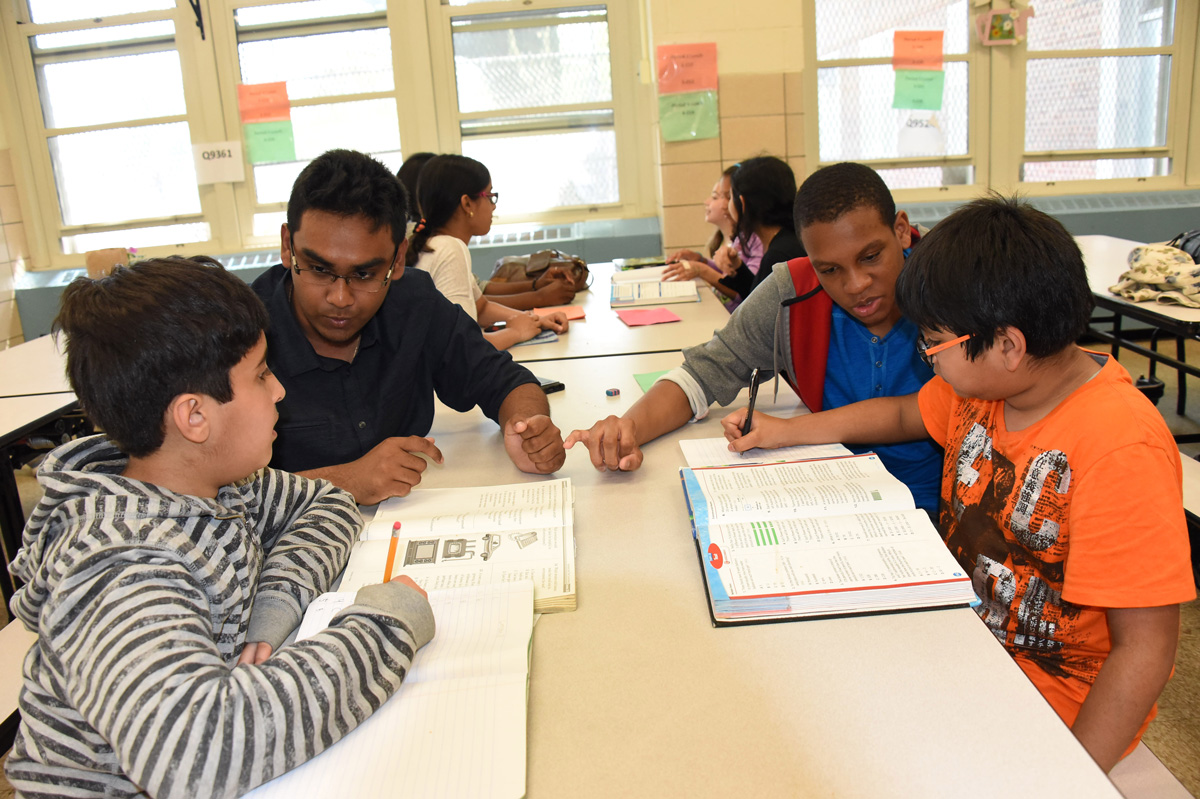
[646,0,807,255]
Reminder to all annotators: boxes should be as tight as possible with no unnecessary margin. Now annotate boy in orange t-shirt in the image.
[720,195,1195,772]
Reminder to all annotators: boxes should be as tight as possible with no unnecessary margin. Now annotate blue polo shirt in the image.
[823,304,943,513]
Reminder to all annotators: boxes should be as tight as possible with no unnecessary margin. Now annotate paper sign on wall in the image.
[192,141,245,184]
[659,91,719,142]
[893,30,943,70]
[244,120,296,164]
[656,43,718,95]
[893,70,945,110]
[237,82,291,123]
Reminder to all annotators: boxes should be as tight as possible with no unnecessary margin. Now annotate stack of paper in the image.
[343,478,577,613]
[246,582,534,799]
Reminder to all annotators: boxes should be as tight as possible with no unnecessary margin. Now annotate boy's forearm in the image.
[1070,604,1180,771]
[626,380,695,445]
[786,394,926,445]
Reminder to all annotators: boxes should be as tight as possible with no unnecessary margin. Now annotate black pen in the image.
[741,368,761,436]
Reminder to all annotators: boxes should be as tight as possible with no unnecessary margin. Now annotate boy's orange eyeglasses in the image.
[917,333,971,368]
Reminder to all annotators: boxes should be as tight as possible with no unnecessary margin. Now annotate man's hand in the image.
[564,415,644,471]
[304,436,444,505]
[504,414,566,473]
[237,642,273,666]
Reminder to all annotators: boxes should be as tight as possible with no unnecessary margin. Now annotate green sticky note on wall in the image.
[659,90,720,142]
[893,70,945,111]
[244,120,296,164]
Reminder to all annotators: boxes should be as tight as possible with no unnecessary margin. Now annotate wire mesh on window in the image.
[1026,0,1173,51]
[817,62,968,162]
[1022,157,1170,182]
[253,149,403,206]
[234,0,387,27]
[815,0,968,61]
[32,21,174,51]
[877,165,973,190]
[1025,56,1169,151]
[238,28,393,100]
[49,122,200,227]
[452,21,612,114]
[62,223,211,255]
[462,130,617,214]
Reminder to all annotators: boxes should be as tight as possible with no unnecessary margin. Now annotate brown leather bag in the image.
[490,249,590,291]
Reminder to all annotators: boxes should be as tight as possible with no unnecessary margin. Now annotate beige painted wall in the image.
[645,0,804,74]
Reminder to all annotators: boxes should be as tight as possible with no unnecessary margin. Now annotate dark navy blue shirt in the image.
[252,264,537,474]
[823,304,943,513]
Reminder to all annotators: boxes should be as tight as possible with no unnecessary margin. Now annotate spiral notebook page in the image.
[246,581,534,799]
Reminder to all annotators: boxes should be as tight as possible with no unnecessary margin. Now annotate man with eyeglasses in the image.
[251,149,565,504]
[566,162,943,513]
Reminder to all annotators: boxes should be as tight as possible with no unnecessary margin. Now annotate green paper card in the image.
[893,70,944,111]
[635,370,670,393]
[659,91,719,142]
[244,120,296,164]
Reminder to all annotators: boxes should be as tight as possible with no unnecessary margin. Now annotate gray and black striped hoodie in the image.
[5,435,435,798]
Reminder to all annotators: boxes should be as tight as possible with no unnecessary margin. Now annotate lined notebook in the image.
[245,581,534,799]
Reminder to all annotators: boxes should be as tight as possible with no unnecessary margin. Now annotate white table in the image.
[1078,234,1200,419]
[0,334,71,398]
[510,263,732,363]
[419,352,1122,799]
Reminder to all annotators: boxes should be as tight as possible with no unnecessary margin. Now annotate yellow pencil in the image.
[383,522,401,582]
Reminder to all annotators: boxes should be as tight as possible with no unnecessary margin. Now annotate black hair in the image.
[53,256,270,457]
[793,162,896,232]
[729,156,796,249]
[288,149,408,248]
[397,152,437,222]
[895,194,1094,360]
[405,154,490,267]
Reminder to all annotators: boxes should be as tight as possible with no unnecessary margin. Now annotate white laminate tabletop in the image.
[415,352,1121,799]
[1077,233,1200,326]
[509,264,732,363]
[0,335,72,399]
[0,392,77,442]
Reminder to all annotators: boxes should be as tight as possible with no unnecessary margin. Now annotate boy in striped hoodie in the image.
[5,257,434,798]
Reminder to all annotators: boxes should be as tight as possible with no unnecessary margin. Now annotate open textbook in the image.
[681,454,976,625]
[610,279,699,306]
[245,582,534,799]
[340,478,576,613]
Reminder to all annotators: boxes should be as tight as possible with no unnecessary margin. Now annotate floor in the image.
[0,337,1197,797]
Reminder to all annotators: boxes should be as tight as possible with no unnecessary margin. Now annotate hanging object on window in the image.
[655,43,719,142]
[237,82,297,165]
[892,30,945,112]
[976,6,1035,46]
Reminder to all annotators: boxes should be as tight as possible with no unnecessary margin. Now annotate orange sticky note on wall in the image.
[893,30,944,70]
[656,43,718,95]
[237,82,291,123]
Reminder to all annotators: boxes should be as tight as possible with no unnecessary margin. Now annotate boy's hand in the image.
[564,416,643,471]
[537,311,569,333]
[237,642,273,666]
[391,574,427,599]
[504,414,566,473]
[533,279,576,306]
[721,409,793,452]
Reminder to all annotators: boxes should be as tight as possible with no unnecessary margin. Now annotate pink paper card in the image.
[534,304,585,320]
[892,31,944,70]
[656,43,718,95]
[237,82,291,123]
[616,307,682,327]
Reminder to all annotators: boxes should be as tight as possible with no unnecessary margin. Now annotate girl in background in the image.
[406,154,568,350]
[716,156,804,300]
[664,165,763,310]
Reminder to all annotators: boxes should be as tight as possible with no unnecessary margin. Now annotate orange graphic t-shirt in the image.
[918,353,1195,736]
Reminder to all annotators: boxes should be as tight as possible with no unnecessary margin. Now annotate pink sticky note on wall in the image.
[237,82,291,123]
[656,43,718,95]
[893,30,944,70]
[616,307,683,327]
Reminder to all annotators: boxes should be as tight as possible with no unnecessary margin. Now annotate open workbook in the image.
[681,454,976,625]
[245,582,534,799]
[339,478,576,613]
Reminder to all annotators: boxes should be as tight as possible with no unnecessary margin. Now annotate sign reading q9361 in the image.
[192,141,246,185]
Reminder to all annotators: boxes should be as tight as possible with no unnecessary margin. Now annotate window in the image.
[805,0,1198,198]
[0,0,651,268]
[425,0,644,221]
